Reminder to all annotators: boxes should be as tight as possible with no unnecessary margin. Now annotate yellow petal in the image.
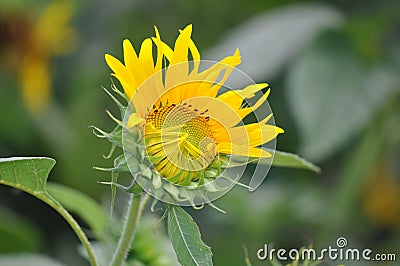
[217,142,272,158]
[236,89,271,120]
[217,83,268,123]
[105,54,135,98]
[189,38,200,73]
[165,25,193,89]
[193,49,241,95]
[122,39,141,87]
[153,26,164,70]
[139,38,155,77]
[229,123,284,148]
[178,27,200,74]
[170,24,192,66]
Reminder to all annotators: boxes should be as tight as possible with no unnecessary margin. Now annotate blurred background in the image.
[0,0,399,265]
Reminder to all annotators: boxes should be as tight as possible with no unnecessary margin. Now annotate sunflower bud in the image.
[99,25,283,209]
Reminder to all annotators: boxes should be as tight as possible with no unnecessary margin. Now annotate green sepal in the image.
[93,154,130,172]
[101,85,128,118]
[166,170,184,184]
[103,143,117,159]
[204,169,218,178]
[151,173,162,189]
[110,81,130,104]
[110,170,118,217]
[140,166,153,179]
[125,182,144,194]
[91,124,123,148]
[147,155,166,165]
[101,180,143,195]
[178,171,192,186]
[163,184,181,202]
[196,171,205,186]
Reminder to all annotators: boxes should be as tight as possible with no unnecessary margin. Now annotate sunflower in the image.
[105,24,283,186]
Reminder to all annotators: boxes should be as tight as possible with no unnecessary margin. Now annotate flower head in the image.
[104,25,283,205]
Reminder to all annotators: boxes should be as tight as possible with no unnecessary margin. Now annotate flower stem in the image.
[110,193,150,266]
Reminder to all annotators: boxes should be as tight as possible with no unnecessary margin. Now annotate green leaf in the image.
[286,30,398,161]
[0,157,98,266]
[287,31,363,161]
[47,183,108,234]
[167,206,213,266]
[271,150,320,173]
[0,255,65,266]
[206,4,343,87]
[0,157,55,193]
[231,150,320,173]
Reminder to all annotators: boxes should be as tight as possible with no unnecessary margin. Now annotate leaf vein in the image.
[13,161,19,185]
[32,159,40,192]
[172,207,201,266]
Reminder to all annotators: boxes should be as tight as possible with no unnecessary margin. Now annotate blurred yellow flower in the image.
[20,1,77,114]
[1,1,77,114]
[105,25,283,184]
[362,159,400,228]
[19,51,51,114]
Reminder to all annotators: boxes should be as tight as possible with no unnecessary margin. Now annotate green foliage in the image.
[167,206,213,266]
[0,157,98,266]
[0,157,55,194]
[287,30,399,161]
[206,3,343,87]
[2,1,400,266]
[270,150,320,173]
[83,214,180,266]
[129,215,180,266]
[47,183,108,234]
[287,31,364,161]
[233,150,320,172]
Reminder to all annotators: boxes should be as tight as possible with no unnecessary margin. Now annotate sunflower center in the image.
[145,102,216,181]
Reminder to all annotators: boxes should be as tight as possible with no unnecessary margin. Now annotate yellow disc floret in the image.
[145,102,216,183]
